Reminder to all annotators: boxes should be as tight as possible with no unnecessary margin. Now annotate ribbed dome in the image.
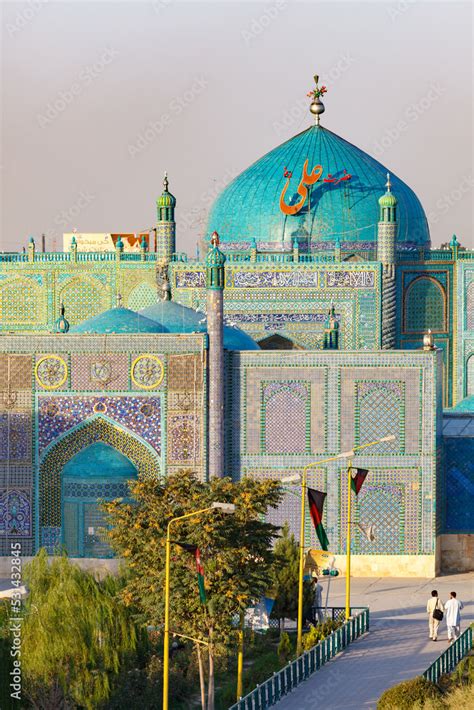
[207,125,430,250]
[139,300,259,351]
[70,307,167,334]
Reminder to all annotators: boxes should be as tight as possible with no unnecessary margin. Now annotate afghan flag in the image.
[307,488,330,551]
[175,542,207,604]
[350,468,369,495]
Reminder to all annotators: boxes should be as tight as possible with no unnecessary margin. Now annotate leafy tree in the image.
[21,550,139,710]
[103,469,282,710]
[269,523,313,630]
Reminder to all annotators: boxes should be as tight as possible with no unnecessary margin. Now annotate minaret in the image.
[378,173,398,349]
[323,303,339,350]
[206,231,226,479]
[156,172,176,262]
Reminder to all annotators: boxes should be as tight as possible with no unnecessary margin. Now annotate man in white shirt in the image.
[312,577,324,624]
[444,591,464,643]
[426,589,444,641]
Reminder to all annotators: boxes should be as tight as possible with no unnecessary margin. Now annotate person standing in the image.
[312,577,324,624]
[444,592,463,643]
[426,590,444,641]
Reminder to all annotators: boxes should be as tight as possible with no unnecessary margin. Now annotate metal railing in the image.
[229,608,369,710]
[423,626,473,684]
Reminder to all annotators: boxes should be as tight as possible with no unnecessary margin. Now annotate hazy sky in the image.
[1,0,472,253]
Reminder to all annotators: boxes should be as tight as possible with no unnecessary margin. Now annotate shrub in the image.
[277,632,292,662]
[377,677,442,709]
[302,625,322,650]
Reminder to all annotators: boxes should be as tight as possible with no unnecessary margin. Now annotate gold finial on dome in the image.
[308,74,327,126]
[385,173,392,192]
[163,171,169,191]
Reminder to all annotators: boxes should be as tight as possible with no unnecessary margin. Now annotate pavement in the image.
[272,573,474,710]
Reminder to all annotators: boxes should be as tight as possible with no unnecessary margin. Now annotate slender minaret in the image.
[156,172,176,262]
[206,231,226,479]
[378,173,398,349]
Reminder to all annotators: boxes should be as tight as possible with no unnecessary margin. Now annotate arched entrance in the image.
[39,415,160,555]
[62,442,137,558]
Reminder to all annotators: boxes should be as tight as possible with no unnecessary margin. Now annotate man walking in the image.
[445,592,463,643]
[426,590,444,641]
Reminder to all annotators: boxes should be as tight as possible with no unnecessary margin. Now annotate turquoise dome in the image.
[70,307,167,334]
[139,300,259,351]
[207,125,430,251]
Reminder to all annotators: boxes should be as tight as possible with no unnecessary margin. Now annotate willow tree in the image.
[21,550,138,710]
[103,469,282,710]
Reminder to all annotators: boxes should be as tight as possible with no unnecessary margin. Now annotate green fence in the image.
[423,626,473,684]
[229,608,369,710]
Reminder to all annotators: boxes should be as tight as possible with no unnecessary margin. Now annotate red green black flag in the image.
[351,468,369,495]
[307,488,330,551]
[175,542,207,604]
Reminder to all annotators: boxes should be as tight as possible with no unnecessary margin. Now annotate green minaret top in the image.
[378,173,398,222]
[206,232,226,289]
[157,172,176,221]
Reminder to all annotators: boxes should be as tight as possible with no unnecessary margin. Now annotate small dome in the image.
[70,307,168,334]
[139,300,259,351]
[206,233,226,267]
[378,192,398,208]
[157,172,176,208]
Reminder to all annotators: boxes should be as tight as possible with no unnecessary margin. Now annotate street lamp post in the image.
[283,450,355,657]
[163,501,235,710]
[344,435,395,620]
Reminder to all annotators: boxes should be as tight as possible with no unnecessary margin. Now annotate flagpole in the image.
[236,612,244,701]
[162,503,235,710]
[345,461,353,621]
[296,465,307,657]
[292,451,354,657]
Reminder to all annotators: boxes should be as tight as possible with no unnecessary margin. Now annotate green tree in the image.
[21,550,139,710]
[103,469,282,710]
[269,523,313,630]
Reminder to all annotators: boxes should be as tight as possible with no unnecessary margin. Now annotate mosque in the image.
[0,78,472,576]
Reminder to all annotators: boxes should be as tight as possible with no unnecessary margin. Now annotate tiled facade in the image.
[226,351,442,572]
[0,335,207,556]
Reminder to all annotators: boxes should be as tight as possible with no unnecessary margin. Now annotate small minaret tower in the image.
[378,173,398,349]
[323,303,339,350]
[156,172,176,263]
[206,231,226,479]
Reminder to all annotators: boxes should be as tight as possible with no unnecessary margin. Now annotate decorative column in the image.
[156,171,176,263]
[377,173,398,350]
[323,303,340,349]
[206,231,226,479]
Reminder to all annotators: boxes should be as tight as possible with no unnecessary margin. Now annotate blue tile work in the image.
[228,350,441,556]
[444,435,474,533]
[0,333,207,557]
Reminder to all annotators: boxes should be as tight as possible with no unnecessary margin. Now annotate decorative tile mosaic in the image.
[0,488,31,536]
[232,271,320,288]
[262,382,309,454]
[0,413,32,463]
[326,270,375,288]
[38,396,161,455]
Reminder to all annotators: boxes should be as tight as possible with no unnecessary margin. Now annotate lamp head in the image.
[210,502,236,514]
[379,435,396,443]
[281,474,301,484]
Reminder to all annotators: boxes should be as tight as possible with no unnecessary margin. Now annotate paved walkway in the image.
[273,574,473,710]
